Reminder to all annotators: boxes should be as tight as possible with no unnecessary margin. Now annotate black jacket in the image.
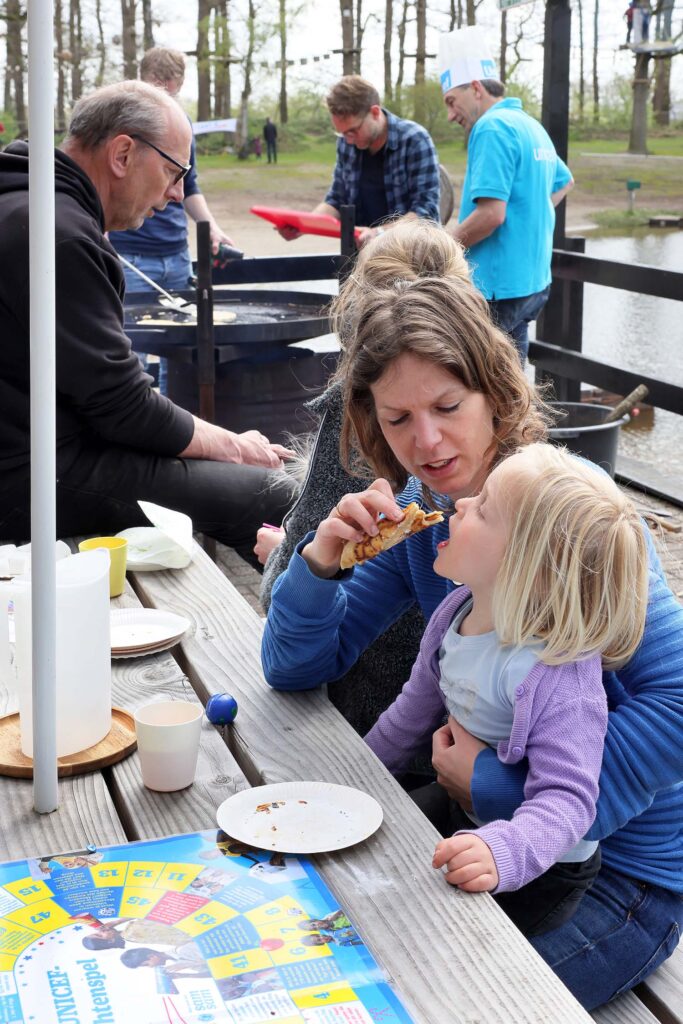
[0,142,194,477]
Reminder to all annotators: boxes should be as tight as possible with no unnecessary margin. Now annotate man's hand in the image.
[431,717,487,813]
[234,430,295,469]
[209,224,237,255]
[433,833,498,892]
[277,225,302,242]
[180,418,294,469]
[355,226,376,247]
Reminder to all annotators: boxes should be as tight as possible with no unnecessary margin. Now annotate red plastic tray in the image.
[250,205,361,239]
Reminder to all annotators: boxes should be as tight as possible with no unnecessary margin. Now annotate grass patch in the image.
[570,135,683,157]
[590,207,681,229]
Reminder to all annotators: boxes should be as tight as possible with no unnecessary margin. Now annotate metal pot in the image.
[548,402,629,478]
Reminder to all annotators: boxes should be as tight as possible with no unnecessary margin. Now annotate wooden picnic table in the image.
[2,539,679,1023]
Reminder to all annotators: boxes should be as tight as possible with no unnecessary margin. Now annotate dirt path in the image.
[196,151,683,257]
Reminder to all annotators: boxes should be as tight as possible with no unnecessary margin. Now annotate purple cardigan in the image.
[365,588,608,892]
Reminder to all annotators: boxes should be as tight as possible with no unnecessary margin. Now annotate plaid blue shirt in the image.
[324,109,440,224]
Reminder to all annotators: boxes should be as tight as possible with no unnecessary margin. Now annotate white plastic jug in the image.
[0,549,112,758]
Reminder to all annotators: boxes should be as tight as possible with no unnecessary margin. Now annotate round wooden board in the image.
[0,707,137,778]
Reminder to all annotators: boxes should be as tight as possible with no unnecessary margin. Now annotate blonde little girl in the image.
[365,443,649,936]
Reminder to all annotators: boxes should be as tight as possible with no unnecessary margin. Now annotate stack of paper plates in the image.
[110,608,191,659]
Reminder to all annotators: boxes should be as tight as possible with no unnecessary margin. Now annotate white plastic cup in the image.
[134,700,203,792]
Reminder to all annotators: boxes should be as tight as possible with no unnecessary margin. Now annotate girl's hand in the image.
[431,717,487,813]
[254,525,285,565]
[433,834,498,892]
[301,480,404,578]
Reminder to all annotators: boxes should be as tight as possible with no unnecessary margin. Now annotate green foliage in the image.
[570,75,635,133]
[0,109,19,143]
[394,80,452,143]
[504,79,541,120]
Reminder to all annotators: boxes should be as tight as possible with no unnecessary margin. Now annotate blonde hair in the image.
[493,443,649,669]
[331,223,550,498]
[140,46,186,88]
[332,220,471,348]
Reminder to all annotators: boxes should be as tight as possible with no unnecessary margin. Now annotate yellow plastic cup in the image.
[78,536,128,597]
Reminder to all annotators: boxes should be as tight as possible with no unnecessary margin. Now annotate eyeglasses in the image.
[130,134,191,184]
[334,112,370,139]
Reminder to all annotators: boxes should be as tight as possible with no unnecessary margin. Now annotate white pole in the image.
[28,0,58,812]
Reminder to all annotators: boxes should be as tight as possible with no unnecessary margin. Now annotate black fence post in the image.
[339,205,357,284]
[536,0,582,402]
[196,220,215,425]
[535,237,585,403]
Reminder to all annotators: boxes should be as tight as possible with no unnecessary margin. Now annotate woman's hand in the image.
[301,479,404,579]
[432,716,487,814]
[433,834,498,892]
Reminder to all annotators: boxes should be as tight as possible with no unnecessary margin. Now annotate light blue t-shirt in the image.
[459,97,572,301]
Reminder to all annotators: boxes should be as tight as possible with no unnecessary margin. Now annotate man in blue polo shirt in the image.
[439,28,573,362]
[279,76,440,247]
[110,47,236,392]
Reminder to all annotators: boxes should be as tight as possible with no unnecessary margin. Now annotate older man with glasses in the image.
[278,75,440,247]
[0,80,296,564]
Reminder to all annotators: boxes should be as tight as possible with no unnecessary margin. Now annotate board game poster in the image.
[0,829,414,1023]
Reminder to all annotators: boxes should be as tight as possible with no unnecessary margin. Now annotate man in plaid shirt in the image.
[279,76,440,247]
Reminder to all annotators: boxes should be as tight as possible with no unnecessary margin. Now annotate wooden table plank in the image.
[0,591,128,861]
[131,544,593,1024]
[105,588,250,843]
[591,990,661,1024]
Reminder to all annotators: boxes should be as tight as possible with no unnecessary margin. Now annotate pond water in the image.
[566,229,683,483]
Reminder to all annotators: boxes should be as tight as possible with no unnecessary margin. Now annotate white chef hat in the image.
[438,26,498,93]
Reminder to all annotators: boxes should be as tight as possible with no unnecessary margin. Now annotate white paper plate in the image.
[110,608,191,653]
[111,634,187,660]
[216,781,383,854]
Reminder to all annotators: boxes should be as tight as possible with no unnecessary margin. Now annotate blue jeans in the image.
[531,864,683,1010]
[121,249,193,396]
[488,285,551,363]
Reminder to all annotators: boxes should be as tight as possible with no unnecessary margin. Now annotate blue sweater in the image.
[263,477,683,893]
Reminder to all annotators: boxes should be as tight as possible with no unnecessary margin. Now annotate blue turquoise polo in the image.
[459,98,572,300]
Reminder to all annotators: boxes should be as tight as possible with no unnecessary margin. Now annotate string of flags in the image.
[257,52,335,69]
[189,50,339,70]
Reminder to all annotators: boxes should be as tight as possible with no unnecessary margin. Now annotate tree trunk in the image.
[339,0,355,76]
[94,0,107,87]
[499,9,507,86]
[628,51,650,154]
[652,57,671,126]
[120,0,137,78]
[592,0,599,124]
[576,0,584,123]
[278,0,288,123]
[413,0,426,123]
[69,0,84,103]
[214,0,231,119]
[383,0,393,101]
[142,0,155,51]
[197,0,212,121]
[55,0,67,131]
[6,0,26,135]
[466,0,475,26]
[394,0,408,109]
[354,0,362,74]
[237,0,256,149]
